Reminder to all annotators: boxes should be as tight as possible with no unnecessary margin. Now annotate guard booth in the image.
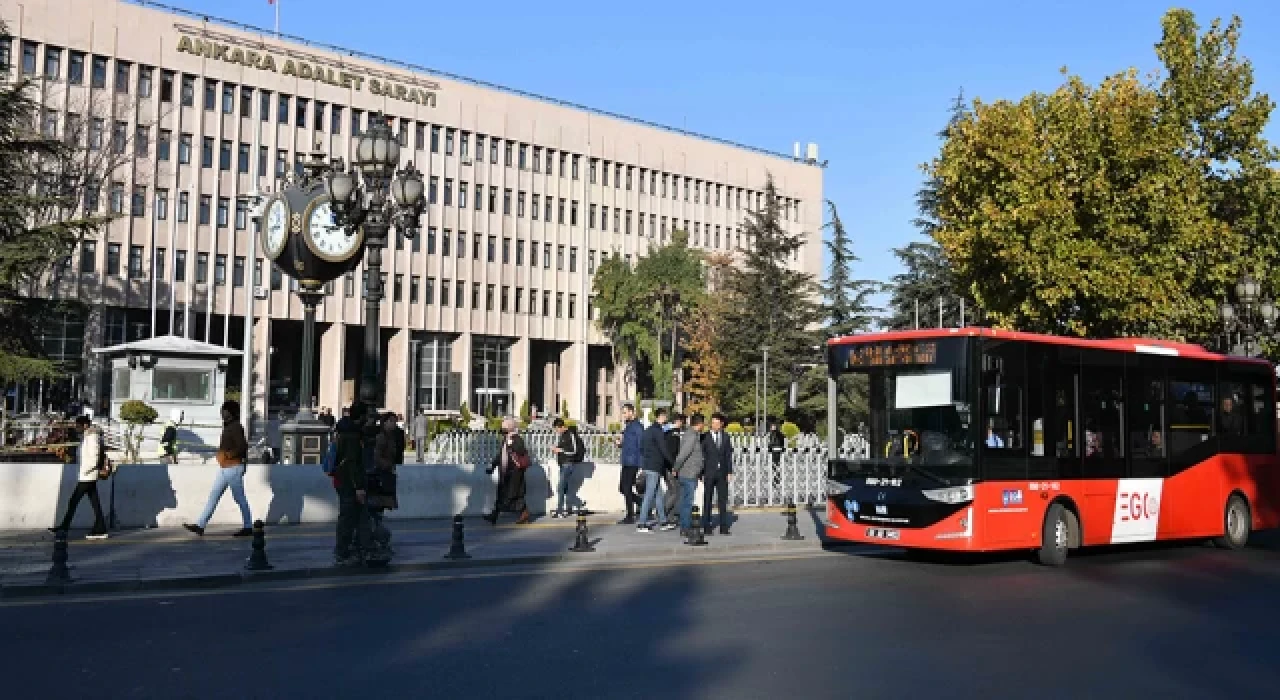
[95,335,242,427]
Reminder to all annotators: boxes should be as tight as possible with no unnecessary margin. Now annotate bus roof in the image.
[827,328,1273,367]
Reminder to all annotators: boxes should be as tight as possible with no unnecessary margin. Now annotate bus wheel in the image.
[1036,503,1070,567]
[1213,495,1250,551]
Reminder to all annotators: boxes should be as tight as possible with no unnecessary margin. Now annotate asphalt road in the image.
[5,541,1280,700]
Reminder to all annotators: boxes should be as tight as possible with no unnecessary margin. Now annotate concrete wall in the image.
[0,461,633,529]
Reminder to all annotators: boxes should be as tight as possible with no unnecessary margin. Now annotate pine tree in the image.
[886,90,977,330]
[720,176,823,420]
[821,201,880,338]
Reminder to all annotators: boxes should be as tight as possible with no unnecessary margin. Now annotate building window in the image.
[515,288,523,314]
[571,201,578,226]
[277,94,290,123]
[214,254,227,286]
[198,195,211,225]
[430,125,440,153]
[128,245,143,278]
[175,250,187,282]
[543,243,552,269]
[488,236,496,263]
[201,137,213,168]
[502,237,511,264]
[486,284,495,311]
[557,245,565,270]
[394,274,403,302]
[180,74,195,106]
[459,231,467,259]
[104,243,121,276]
[515,240,524,266]
[504,189,512,216]
[344,272,354,297]
[470,336,513,416]
[543,290,551,317]
[178,133,191,164]
[501,286,510,312]
[441,229,451,256]
[428,176,438,204]
[219,140,232,170]
[458,182,468,209]
[568,294,577,319]
[80,241,97,274]
[90,55,108,88]
[532,146,540,172]
[490,138,499,164]
[456,280,465,308]
[177,191,189,222]
[112,121,127,154]
[425,277,435,305]
[272,265,283,291]
[427,227,437,254]
[589,204,596,229]
[443,178,453,206]
[195,252,209,284]
[235,199,248,230]
[313,101,326,130]
[296,97,308,127]
[109,182,125,214]
[518,191,526,218]
[504,141,513,167]
[131,185,146,217]
[140,65,156,96]
[572,155,580,180]
[155,189,169,220]
[569,247,578,273]
[115,60,131,93]
[154,248,165,280]
[43,45,61,79]
[472,233,482,259]
[557,198,566,224]
[587,250,596,274]
[238,143,250,173]
[233,256,245,287]
[331,105,343,134]
[414,334,453,411]
[410,276,420,303]
[445,128,455,155]
[460,132,470,158]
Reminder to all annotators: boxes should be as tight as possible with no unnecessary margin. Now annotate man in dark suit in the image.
[637,407,676,532]
[701,412,733,535]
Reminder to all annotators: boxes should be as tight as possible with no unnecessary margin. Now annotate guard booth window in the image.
[981,340,1027,480]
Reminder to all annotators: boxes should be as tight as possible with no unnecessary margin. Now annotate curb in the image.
[1,539,860,599]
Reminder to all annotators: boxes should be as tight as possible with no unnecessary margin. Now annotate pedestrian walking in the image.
[662,414,685,524]
[367,412,400,553]
[333,405,374,565]
[673,413,706,537]
[412,408,430,463]
[767,419,785,490]
[159,409,181,464]
[50,416,110,539]
[701,412,734,535]
[551,417,586,517]
[637,407,676,533]
[485,418,531,525]
[183,400,252,537]
[616,403,644,524]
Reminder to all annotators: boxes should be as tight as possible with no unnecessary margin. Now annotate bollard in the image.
[781,499,805,541]
[46,529,73,584]
[687,505,707,547]
[444,514,471,560]
[568,509,595,552]
[245,520,273,571]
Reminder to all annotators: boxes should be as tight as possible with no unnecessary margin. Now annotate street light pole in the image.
[1219,273,1278,357]
[760,345,770,436]
[750,363,761,433]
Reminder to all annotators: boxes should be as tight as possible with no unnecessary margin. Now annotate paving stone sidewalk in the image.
[0,509,845,597]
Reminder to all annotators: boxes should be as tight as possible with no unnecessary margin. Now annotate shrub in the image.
[565,419,578,430]
[119,400,158,425]
[519,398,531,425]
[724,422,744,434]
[607,422,622,432]
[459,401,472,425]
[781,421,801,445]
[485,417,504,431]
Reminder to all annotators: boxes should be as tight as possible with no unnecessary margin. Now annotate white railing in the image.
[422,429,873,508]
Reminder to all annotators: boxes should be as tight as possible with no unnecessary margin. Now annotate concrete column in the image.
[385,328,409,417]
[82,302,106,414]
[453,332,472,416]
[509,336,529,420]
[318,321,344,413]
[252,316,271,426]
[561,340,586,422]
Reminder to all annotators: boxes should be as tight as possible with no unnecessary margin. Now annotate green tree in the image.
[821,202,880,338]
[720,176,822,420]
[928,10,1278,340]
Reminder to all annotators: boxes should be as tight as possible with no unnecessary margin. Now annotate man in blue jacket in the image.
[637,407,677,532]
[617,403,644,524]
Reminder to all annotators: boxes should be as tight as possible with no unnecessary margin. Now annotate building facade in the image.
[3,0,824,426]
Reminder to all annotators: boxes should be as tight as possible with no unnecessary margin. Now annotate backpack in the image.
[321,440,339,476]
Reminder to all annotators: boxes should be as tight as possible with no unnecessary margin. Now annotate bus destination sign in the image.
[846,342,938,368]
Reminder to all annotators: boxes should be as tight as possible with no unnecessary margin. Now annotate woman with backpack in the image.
[551,418,586,517]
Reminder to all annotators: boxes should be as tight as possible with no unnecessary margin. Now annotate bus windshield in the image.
[830,337,975,485]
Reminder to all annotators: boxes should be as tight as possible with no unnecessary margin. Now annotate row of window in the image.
[8,37,803,222]
[72,243,244,286]
[78,182,251,229]
[350,275,581,318]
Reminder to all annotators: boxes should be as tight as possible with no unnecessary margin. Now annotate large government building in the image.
[3,0,824,426]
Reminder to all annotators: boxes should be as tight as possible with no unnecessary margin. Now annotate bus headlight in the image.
[922,485,974,504]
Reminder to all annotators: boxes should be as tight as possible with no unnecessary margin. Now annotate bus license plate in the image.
[865,528,900,540]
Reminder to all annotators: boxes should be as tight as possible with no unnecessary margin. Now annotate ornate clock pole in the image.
[324,114,425,431]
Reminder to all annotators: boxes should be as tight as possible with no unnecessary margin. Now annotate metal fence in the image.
[423,430,872,508]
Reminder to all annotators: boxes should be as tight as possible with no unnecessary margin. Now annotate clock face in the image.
[305,198,362,262]
[262,198,289,260]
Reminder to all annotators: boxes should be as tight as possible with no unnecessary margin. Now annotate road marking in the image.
[0,550,840,607]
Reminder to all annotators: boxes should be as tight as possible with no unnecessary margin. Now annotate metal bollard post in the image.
[47,529,73,584]
[568,509,595,552]
[687,505,707,547]
[245,520,273,570]
[781,499,804,540]
[444,514,471,559]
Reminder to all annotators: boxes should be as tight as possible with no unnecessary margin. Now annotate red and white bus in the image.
[823,329,1280,565]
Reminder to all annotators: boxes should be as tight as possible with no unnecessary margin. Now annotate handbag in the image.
[512,450,531,470]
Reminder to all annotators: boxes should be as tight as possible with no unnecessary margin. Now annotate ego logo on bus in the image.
[1118,491,1160,522]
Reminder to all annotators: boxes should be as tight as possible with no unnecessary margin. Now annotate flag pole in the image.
[274,0,280,36]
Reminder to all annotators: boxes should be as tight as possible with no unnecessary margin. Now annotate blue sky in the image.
[167,0,1280,298]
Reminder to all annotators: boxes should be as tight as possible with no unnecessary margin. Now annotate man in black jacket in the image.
[551,418,586,517]
[661,414,686,524]
[637,408,676,532]
[334,406,374,566]
[701,412,734,535]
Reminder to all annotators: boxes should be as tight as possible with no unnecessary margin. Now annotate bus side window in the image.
[1168,375,1215,474]
[1079,350,1125,479]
